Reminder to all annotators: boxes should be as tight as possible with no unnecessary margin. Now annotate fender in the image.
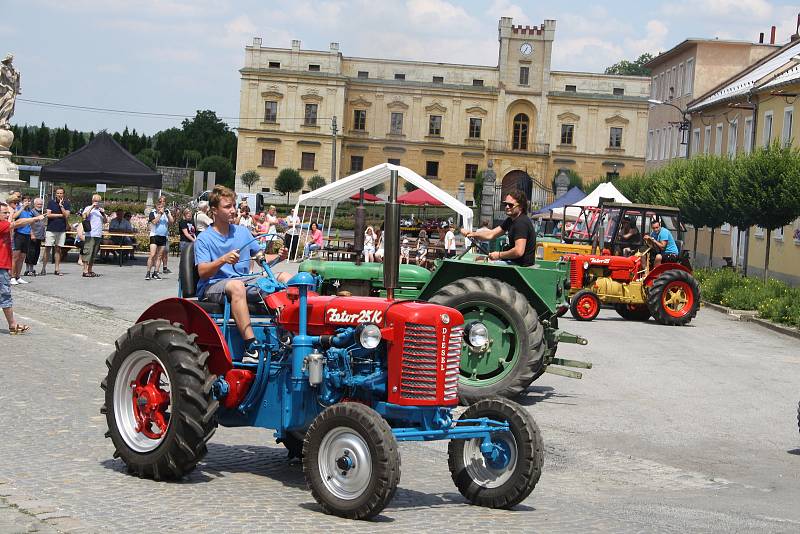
[137,298,232,375]
[643,263,693,287]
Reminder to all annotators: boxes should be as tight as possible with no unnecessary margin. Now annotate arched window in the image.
[513,113,529,150]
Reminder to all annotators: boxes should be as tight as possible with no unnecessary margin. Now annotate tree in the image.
[275,168,303,204]
[308,174,326,190]
[182,110,237,164]
[604,53,654,76]
[473,170,484,207]
[240,169,260,192]
[136,153,157,170]
[183,149,202,168]
[137,148,160,167]
[35,122,50,156]
[404,181,418,193]
[197,155,234,188]
[552,168,583,193]
[731,144,800,280]
[366,182,385,195]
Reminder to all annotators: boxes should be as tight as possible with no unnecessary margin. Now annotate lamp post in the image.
[648,99,691,159]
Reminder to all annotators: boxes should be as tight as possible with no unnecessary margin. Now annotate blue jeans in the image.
[304,243,321,258]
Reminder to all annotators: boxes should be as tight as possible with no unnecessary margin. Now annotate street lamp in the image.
[649,98,691,158]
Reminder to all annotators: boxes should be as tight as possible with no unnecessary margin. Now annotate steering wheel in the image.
[230,233,286,284]
[457,238,491,260]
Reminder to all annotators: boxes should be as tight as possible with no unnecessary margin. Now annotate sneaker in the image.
[242,347,260,364]
[9,278,18,285]
[162,267,172,274]
[144,272,151,280]
[151,272,162,280]
[16,277,29,284]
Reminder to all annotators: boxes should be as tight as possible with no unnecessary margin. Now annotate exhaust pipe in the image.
[353,188,365,266]
[383,170,400,300]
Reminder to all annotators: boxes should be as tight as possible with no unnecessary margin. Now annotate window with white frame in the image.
[782,106,793,147]
[685,58,694,95]
[655,129,661,160]
[703,125,711,154]
[774,225,784,240]
[763,111,773,147]
[744,117,753,154]
[659,73,665,100]
[670,66,676,100]
[651,76,657,98]
[692,128,700,155]
[714,123,723,155]
[678,63,685,97]
[721,223,731,234]
[672,126,679,158]
[728,119,738,157]
[660,129,667,160]
[755,226,765,238]
[648,130,654,160]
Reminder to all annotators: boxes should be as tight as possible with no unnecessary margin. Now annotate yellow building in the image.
[235,17,651,207]
[686,38,800,284]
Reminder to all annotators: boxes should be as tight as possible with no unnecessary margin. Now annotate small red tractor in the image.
[101,172,544,519]
[565,203,700,325]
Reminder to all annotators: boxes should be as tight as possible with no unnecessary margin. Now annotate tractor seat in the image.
[179,242,269,315]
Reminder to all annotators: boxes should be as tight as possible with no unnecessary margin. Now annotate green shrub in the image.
[695,268,741,304]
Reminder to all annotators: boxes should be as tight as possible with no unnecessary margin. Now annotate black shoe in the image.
[162,267,172,274]
[151,272,162,280]
[145,272,151,280]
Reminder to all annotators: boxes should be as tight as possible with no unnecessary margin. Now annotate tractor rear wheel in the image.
[448,397,543,508]
[303,402,401,520]
[614,304,651,321]
[430,277,545,405]
[647,269,700,326]
[570,290,601,321]
[100,319,218,480]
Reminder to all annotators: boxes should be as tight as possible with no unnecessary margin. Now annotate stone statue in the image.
[479,159,497,226]
[0,53,21,130]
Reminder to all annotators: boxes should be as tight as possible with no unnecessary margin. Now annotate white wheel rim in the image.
[462,432,518,488]
[113,350,172,453]
[318,427,372,500]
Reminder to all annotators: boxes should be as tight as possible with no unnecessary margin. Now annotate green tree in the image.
[604,53,654,76]
[308,174,326,190]
[183,149,202,168]
[136,153,157,170]
[154,128,185,167]
[366,182,385,195]
[137,148,160,167]
[403,181,418,193]
[182,110,237,163]
[732,144,800,280]
[551,168,583,192]
[197,155,234,188]
[275,168,304,204]
[35,122,50,156]
[71,130,86,151]
[473,170,484,207]
[240,169,260,192]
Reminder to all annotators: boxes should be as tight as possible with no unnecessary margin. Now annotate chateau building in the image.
[235,17,651,206]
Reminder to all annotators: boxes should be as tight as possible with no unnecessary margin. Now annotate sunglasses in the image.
[503,202,518,208]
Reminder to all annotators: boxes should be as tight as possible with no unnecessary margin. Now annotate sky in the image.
[4,0,800,135]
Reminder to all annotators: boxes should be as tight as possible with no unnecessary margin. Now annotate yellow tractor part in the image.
[538,241,591,262]
[592,278,646,304]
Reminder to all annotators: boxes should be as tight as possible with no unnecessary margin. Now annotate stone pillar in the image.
[206,171,216,190]
[480,159,497,225]
[0,129,23,197]
[193,170,204,197]
[554,168,570,199]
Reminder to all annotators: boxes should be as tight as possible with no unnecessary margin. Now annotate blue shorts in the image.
[0,269,12,309]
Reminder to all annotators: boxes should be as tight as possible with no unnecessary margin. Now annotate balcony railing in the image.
[487,140,550,155]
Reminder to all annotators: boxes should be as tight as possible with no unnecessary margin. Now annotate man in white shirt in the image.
[443,223,457,258]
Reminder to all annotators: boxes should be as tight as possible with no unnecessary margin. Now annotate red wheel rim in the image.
[130,362,171,439]
[576,294,599,319]
[662,280,693,318]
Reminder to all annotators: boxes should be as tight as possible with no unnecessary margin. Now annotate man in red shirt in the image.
[1,200,44,334]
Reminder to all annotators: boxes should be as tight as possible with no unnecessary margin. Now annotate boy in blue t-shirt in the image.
[194,186,288,361]
[644,219,679,267]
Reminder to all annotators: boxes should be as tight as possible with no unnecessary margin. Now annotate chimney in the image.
[252,37,262,47]
[291,39,301,51]
[770,25,776,44]
[759,32,765,43]
[329,42,339,52]
[794,13,800,41]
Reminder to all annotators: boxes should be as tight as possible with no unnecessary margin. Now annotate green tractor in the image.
[300,248,590,404]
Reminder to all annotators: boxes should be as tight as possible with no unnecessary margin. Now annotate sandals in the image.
[53,271,63,276]
[10,324,31,335]
[82,272,100,278]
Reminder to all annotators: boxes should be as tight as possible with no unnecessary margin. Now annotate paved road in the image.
[2,259,799,533]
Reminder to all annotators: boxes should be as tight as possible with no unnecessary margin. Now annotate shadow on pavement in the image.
[517,385,577,406]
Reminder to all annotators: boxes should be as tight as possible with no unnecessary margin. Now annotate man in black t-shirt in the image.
[461,189,536,267]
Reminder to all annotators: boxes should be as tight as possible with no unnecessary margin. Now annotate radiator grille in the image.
[400,323,462,402]
[570,260,582,289]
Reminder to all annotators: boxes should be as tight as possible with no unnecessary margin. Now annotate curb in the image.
[702,301,800,340]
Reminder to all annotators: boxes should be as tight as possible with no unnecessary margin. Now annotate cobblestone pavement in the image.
[2,260,800,533]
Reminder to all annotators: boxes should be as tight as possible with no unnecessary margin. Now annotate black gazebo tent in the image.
[40,132,162,188]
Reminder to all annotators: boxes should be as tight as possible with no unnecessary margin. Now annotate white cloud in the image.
[216,15,258,49]
[485,0,532,26]
[406,0,477,29]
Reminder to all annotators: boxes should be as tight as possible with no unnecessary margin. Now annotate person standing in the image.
[265,205,279,235]
[416,229,429,266]
[461,189,536,266]
[10,195,33,284]
[1,201,44,334]
[24,197,45,276]
[236,205,254,233]
[284,208,301,259]
[194,201,213,233]
[363,225,376,262]
[145,196,173,280]
[80,194,107,277]
[178,208,196,255]
[41,187,71,276]
[443,223,457,258]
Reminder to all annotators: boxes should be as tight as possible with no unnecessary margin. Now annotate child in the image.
[416,229,428,266]
[364,225,376,262]
[1,201,45,334]
[400,237,410,264]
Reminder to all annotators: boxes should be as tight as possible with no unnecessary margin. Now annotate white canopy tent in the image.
[291,163,474,260]
[544,181,631,220]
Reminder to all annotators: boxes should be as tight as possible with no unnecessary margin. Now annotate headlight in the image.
[464,321,489,348]
[356,323,382,349]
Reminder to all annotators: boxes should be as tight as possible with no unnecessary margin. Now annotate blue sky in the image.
[4,0,800,135]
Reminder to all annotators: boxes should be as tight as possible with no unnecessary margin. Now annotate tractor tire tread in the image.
[647,269,700,326]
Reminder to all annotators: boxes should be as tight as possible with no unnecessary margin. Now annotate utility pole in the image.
[330,116,338,182]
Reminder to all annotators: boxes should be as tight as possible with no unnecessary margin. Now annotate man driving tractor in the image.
[461,189,536,266]
[643,218,679,267]
[195,185,289,362]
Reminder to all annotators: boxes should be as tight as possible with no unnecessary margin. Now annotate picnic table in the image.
[65,231,137,266]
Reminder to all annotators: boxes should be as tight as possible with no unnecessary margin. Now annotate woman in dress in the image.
[363,225,376,262]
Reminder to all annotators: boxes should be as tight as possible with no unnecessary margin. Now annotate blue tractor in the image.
[101,173,545,519]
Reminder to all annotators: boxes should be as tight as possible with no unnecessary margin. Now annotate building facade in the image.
[235,17,651,206]
[644,39,776,171]
[685,38,800,284]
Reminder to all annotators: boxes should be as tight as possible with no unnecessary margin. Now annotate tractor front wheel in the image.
[430,277,545,405]
[570,290,601,321]
[647,269,700,326]
[303,402,401,520]
[100,319,218,480]
[614,303,651,321]
[448,397,543,508]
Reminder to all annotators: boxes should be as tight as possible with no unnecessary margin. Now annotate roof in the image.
[534,186,586,215]
[689,39,800,111]
[40,132,162,188]
[543,182,630,219]
[397,188,444,206]
[601,202,680,214]
[644,38,774,69]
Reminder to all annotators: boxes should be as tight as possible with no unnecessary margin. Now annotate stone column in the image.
[0,129,23,196]
[480,159,497,225]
